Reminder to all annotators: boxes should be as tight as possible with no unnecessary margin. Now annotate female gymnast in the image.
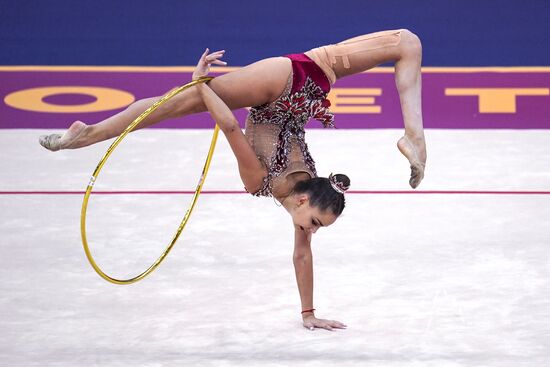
[39,29,427,331]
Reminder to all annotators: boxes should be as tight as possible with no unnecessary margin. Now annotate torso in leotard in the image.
[244,53,334,199]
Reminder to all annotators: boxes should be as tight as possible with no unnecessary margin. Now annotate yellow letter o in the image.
[4,86,135,113]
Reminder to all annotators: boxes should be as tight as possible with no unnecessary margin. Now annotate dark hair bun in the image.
[333,173,350,192]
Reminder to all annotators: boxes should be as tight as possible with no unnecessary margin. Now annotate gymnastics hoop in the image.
[80,77,218,285]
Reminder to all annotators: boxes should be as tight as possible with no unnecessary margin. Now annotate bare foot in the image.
[397,135,427,188]
[39,121,88,151]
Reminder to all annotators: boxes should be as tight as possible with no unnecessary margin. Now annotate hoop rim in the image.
[80,77,218,285]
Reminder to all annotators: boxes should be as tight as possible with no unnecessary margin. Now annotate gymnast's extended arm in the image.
[293,226,347,331]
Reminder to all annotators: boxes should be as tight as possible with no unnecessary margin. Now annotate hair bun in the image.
[328,173,351,194]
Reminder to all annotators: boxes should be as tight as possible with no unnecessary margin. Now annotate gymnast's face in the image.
[291,194,338,234]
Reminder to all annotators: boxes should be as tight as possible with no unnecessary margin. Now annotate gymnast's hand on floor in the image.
[302,315,347,331]
[192,48,227,80]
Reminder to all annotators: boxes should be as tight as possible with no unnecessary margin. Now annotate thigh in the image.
[167,57,292,117]
[325,29,404,80]
[209,56,292,107]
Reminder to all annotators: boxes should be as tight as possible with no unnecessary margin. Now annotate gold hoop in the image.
[80,77,218,284]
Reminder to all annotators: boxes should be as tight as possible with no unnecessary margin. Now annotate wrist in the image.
[301,308,315,319]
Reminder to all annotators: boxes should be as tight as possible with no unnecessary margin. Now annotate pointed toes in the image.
[39,134,62,151]
[409,163,425,189]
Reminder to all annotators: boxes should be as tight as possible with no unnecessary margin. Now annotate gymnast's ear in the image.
[295,193,310,207]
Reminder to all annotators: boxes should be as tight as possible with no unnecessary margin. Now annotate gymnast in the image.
[39,29,427,331]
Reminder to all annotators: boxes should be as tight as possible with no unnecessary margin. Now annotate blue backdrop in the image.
[1,0,548,66]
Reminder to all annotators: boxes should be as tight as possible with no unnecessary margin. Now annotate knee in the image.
[155,95,188,119]
[166,87,205,119]
[161,97,184,119]
[398,29,422,59]
[131,95,167,116]
[155,91,184,119]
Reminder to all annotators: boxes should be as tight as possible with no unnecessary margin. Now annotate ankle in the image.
[405,131,425,142]
[69,123,94,148]
[86,124,105,144]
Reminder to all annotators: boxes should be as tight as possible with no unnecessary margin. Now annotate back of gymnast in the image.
[40,29,427,331]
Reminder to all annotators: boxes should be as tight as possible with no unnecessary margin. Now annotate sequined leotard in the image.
[244,53,335,198]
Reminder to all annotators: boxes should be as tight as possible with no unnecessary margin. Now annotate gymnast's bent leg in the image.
[39,56,292,151]
[306,29,427,188]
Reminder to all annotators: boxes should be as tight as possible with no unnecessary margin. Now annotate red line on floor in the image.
[0,190,549,195]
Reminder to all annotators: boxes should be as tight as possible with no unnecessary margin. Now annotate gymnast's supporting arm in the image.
[293,228,315,323]
[293,227,347,331]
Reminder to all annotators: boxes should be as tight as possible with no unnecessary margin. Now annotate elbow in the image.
[219,118,240,134]
[293,254,311,265]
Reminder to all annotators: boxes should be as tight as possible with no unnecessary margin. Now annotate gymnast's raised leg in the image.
[306,29,426,187]
[38,55,293,150]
